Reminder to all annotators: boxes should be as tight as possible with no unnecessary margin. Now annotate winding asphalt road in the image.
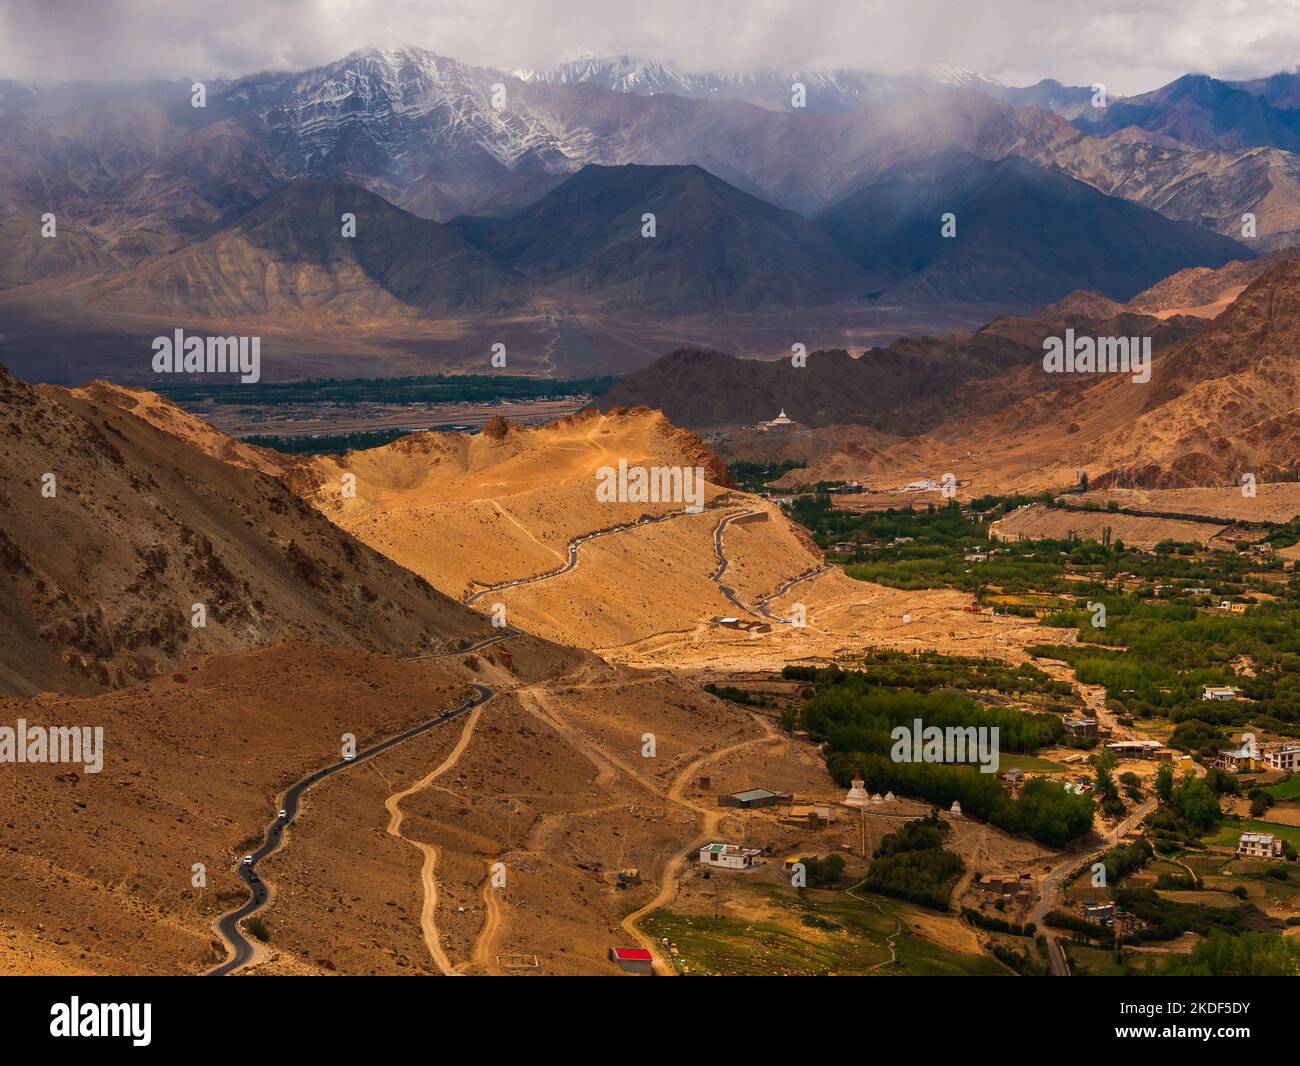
[711,510,765,614]
[205,678,499,976]
[754,566,830,623]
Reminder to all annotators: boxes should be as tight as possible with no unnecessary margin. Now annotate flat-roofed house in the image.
[698,843,762,869]
[1106,740,1164,760]
[1237,832,1284,859]
[1265,746,1300,773]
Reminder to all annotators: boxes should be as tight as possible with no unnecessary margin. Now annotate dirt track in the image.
[384,701,490,976]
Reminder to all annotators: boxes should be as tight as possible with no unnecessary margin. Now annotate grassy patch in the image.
[1265,778,1300,801]
[641,887,1004,976]
[1207,819,1300,850]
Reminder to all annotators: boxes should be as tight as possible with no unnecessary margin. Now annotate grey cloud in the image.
[2,0,1300,94]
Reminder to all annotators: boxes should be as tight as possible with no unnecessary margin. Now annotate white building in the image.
[1203,686,1243,701]
[1237,832,1285,859]
[698,843,762,870]
[1265,746,1300,773]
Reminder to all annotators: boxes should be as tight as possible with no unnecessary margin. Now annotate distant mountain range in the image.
[512,55,1005,113]
[49,156,1251,329]
[4,46,1300,380]
[1074,73,1300,151]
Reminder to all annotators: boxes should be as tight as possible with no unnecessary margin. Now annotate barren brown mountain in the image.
[596,304,1205,434]
[780,255,1300,493]
[1127,249,1300,317]
[0,364,493,696]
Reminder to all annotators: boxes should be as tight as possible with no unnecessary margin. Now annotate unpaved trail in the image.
[846,881,902,972]
[491,499,568,565]
[206,682,495,977]
[619,714,782,975]
[466,869,506,974]
[384,701,489,976]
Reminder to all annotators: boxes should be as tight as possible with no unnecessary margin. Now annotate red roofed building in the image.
[609,947,654,974]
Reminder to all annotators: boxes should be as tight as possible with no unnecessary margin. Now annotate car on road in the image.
[249,872,259,884]
[344,753,355,762]
[278,809,287,819]
[439,709,453,719]
[242,855,252,866]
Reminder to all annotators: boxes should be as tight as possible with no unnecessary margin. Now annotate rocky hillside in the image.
[0,365,491,695]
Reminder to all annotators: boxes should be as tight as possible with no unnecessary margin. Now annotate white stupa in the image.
[950,800,962,816]
[844,777,870,808]
[871,793,884,805]
[760,408,797,431]
[884,791,896,803]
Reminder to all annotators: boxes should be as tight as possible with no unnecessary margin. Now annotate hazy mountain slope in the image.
[0,206,117,290]
[1031,132,1300,252]
[454,163,864,310]
[0,364,491,695]
[817,148,1253,305]
[87,179,526,320]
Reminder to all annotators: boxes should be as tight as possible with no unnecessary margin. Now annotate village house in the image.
[1237,832,1285,859]
[786,803,838,828]
[713,617,773,634]
[1215,745,1262,773]
[825,481,867,495]
[1203,686,1243,701]
[1265,746,1300,773]
[1106,740,1164,760]
[698,843,763,869]
[1064,717,1099,739]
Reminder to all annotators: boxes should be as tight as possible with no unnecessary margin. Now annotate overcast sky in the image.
[3,0,1300,95]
